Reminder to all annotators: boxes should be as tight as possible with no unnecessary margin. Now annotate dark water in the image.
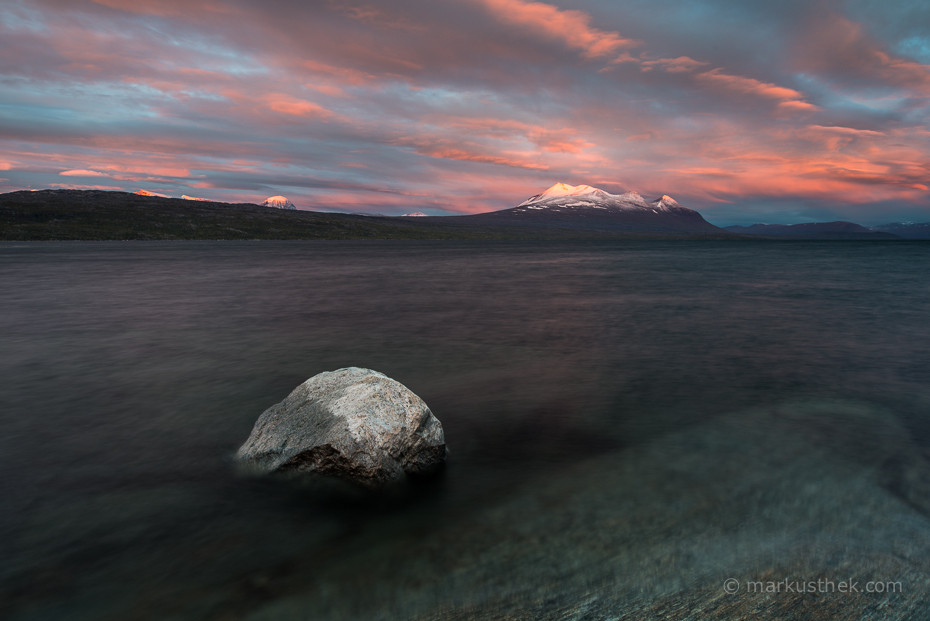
[2,240,930,620]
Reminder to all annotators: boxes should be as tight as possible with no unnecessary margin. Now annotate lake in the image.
[2,240,929,619]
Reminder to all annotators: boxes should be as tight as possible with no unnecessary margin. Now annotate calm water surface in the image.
[1,240,929,619]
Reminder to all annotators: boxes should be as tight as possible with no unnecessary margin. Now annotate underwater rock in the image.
[236,367,446,486]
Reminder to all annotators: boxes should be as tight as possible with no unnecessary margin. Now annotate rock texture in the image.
[236,368,445,486]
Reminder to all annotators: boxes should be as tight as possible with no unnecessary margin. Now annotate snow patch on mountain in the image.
[537,183,601,198]
[653,195,681,209]
[135,189,169,198]
[181,195,211,202]
[517,183,681,212]
[401,212,427,217]
[262,195,296,210]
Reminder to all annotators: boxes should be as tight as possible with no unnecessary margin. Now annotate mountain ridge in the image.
[435,183,725,234]
[724,221,901,240]
[1,189,730,241]
[869,222,930,239]
[517,183,682,212]
[1,188,918,241]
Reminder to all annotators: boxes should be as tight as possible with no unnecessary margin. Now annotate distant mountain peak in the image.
[722,221,903,238]
[616,191,648,207]
[261,195,296,210]
[518,183,678,211]
[401,212,427,217]
[135,189,169,198]
[464,182,720,234]
[538,182,600,198]
[870,221,930,239]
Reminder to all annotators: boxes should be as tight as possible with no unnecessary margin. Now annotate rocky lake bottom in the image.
[1,240,929,619]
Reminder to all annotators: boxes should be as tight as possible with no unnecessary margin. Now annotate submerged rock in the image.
[236,368,446,486]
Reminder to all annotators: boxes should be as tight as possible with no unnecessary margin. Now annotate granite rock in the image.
[236,368,445,486]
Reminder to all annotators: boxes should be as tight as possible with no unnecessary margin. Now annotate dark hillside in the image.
[0,190,736,241]
[0,190,457,241]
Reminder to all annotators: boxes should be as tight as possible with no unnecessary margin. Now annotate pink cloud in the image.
[4,1,928,221]
[801,124,884,149]
[792,14,930,95]
[641,56,708,73]
[98,164,192,177]
[392,136,549,170]
[89,0,233,17]
[691,68,820,115]
[334,4,426,32]
[696,69,806,101]
[305,83,349,98]
[59,169,109,177]
[807,125,884,137]
[51,183,123,190]
[776,100,821,114]
[302,60,375,86]
[537,138,593,154]
[439,117,594,153]
[476,0,640,61]
[652,131,929,204]
[418,148,549,170]
[264,94,334,118]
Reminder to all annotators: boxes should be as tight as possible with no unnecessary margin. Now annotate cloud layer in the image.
[1,0,929,223]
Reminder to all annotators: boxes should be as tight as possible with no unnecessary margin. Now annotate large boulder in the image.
[236,368,446,486]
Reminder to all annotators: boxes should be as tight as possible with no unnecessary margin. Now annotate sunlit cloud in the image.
[51,183,123,190]
[264,94,335,118]
[640,56,708,73]
[695,69,813,105]
[475,0,640,61]
[88,0,233,17]
[0,0,927,224]
[792,13,930,95]
[777,100,821,113]
[391,135,550,170]
[59,169,109,177]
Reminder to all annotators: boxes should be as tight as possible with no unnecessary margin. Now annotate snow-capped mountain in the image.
[181,195,211,202]
[460,183,724,234]
[135,189,169,198]
[261,195,296,210]
[517,183,684,213]
[400,212,427,217]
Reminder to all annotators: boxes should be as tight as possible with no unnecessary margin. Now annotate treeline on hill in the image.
[0,190,730,241]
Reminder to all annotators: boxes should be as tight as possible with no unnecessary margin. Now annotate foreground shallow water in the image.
[1,240,929,619]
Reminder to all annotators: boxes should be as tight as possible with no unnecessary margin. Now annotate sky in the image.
[1,0,929,225]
